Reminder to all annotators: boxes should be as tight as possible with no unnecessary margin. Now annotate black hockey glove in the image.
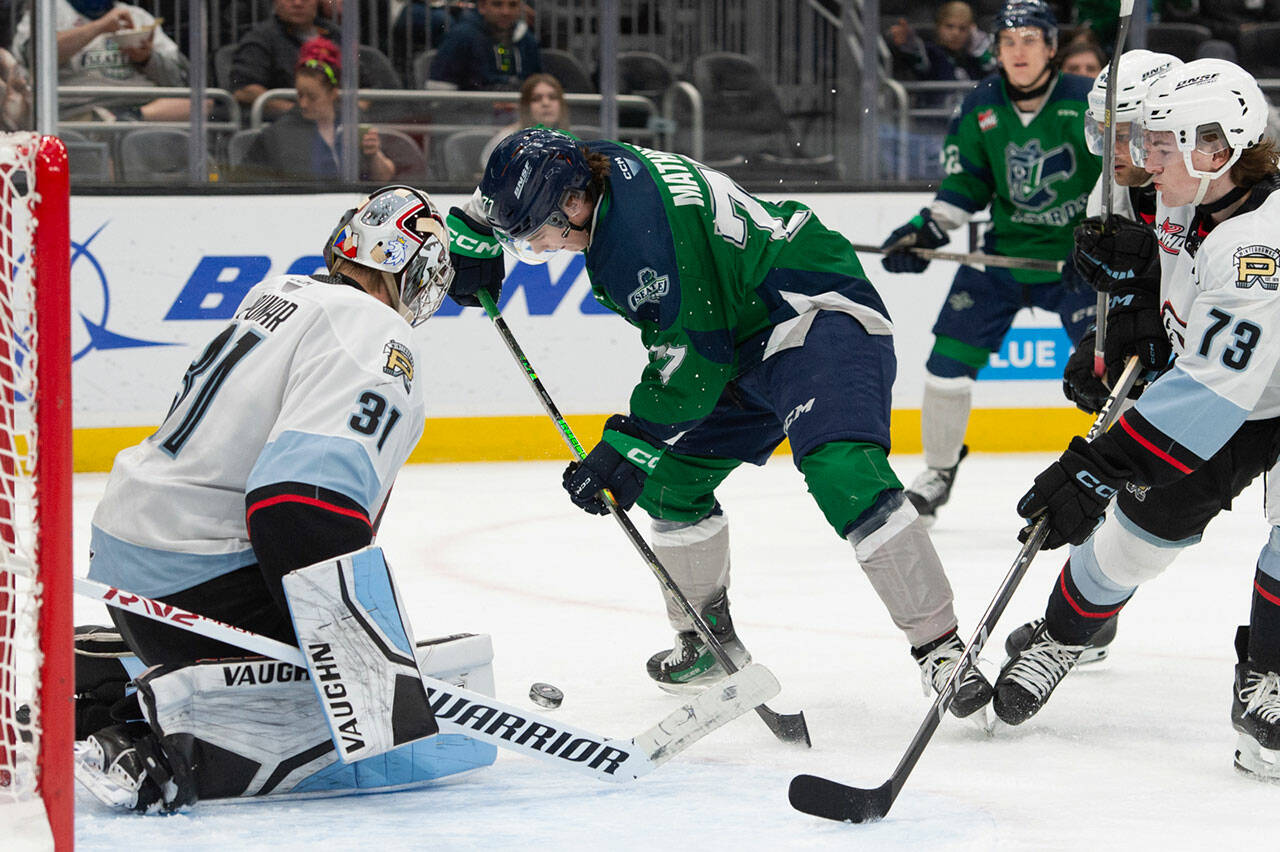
[1061,328,1110,415]
[1072,214,1159,294]
[1017,436,1129,550]
[1104,287,1171,383]
[446,206,505,308]
[880,207,949,274]
[562,415,662,515]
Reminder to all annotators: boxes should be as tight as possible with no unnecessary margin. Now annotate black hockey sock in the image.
[1247,568,1280,673]
[1044,561,1132,646]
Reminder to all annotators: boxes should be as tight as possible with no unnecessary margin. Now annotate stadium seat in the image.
[441,128,494,182]
[1236,22,1280,78]
[617,51,676,128]
[412,50,437,88]
[541,49,595,93]
[1145,22,1212,62]
[375,127,428,182]
[358,45,402,89]
[214,43,238,91]
[226,127,262,167]
[119,128,216,183]
[59,129,112,182]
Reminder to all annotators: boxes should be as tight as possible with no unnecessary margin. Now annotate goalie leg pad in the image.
[846,491,958,647]
[651,511,732,631]
[282,545,438,763]
[105,634,498,805]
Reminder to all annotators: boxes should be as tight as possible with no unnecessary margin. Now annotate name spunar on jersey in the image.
[383,340,414,393]
[308,642,365,754]
[1234,245,1280,290]
[427,684,632,775]
[633,146,705,207]
[628,267,670,310]
[237,292,299,332]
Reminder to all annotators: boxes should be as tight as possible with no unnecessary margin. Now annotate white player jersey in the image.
[1132,188,1280,463]
[89,274,428,596]
[1086,175,1136,219]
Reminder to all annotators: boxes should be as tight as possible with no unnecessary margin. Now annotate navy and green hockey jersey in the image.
[936,72,1101,283]
[579,141,892,442]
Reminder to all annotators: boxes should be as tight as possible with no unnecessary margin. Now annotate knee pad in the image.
[651,510,731,629]
[135,634,498,801]
[1084,507,1193,588]
[799,441,903,537]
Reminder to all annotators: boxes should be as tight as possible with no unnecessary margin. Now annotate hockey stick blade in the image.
[76,576,775,783]
[789,775,893,823]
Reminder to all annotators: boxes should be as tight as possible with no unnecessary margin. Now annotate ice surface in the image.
[72,453,1278,850]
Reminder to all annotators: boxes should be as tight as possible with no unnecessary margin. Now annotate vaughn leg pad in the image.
[124,634,497,803]
[282,545,437,763]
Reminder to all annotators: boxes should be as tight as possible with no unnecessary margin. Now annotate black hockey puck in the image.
[529,682,564,709]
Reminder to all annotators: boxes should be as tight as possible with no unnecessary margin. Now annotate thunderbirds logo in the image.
[1006,140,1075,211]
[628,267,670,310]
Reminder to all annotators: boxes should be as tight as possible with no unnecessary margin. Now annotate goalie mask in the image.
[325,186,455,326]
[1084,50,1181,156]
[1130,59,1269,189]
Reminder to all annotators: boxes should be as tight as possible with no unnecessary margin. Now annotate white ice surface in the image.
[72,453,1279,850]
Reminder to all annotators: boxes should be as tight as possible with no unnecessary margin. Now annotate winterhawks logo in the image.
[1157,218,1185,255]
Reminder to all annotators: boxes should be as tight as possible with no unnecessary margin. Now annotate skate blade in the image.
[1234,733,1280,782]
[963,703,995,736]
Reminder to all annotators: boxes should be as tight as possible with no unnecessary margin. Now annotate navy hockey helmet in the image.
[325,185,455,327]
[993,0,1058,48]
[479,127,592,260]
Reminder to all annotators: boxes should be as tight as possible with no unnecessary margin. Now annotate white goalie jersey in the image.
[1131,188,1280,460]
[89,274,428,597]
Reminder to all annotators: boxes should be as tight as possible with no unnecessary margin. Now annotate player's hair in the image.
[1230,137,1280,186]
[585,147,611,195]
[296,37,341,89]
[518,73,569,128]
[935,1,974,26]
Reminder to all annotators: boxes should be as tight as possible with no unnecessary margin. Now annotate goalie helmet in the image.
[993,0,1057,49]
[479,127,591,262]
[1084,50,1182,155]
[1132,58,1269,179]
[325,186,454,327]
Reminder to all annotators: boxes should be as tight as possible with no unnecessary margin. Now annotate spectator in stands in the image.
[12,0,200,122]
[239,37,394,183]
[887,2,996,94]
[428,0,541,91]
[391,1,465,69]
[1160,0,1280,43]
[230,0,384,120]
[479,72,569,167]
[1060,40,1106,77]
[0,48,32,131]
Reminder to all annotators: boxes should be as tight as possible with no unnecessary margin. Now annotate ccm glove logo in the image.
[1075,470,1117,500]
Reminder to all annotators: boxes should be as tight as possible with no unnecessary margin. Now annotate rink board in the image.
[66,192,1089,470]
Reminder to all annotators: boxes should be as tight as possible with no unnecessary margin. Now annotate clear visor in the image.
[398,234,454,326]
[492,189,584,265]
[1084,115,1133,157]
[1130,119,1231,177]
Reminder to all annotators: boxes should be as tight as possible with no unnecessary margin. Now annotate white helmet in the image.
[325,186,454,327]
[1084,49,1181,155]
[1131,58,1269,180]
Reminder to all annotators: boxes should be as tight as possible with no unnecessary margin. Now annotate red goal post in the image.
[0,133,73,850]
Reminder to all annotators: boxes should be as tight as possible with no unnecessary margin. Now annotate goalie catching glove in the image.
[1017,436,1131,550]
[563,415,663,515]
[880,208,949,274]
[446,206,505,308]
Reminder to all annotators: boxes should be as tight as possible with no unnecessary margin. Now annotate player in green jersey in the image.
[879,0,1102,525]
[444,127,995,718]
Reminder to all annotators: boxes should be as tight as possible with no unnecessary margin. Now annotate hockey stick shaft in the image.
[75,576,779,783]
[474,289,811,747]
[848,243,1063,273]
[1094,0,1136,377]
[790,356,1141,822]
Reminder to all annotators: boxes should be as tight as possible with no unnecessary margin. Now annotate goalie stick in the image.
[475,289,812,747]
[847,243,1063,274]
[789,357,1141,823]
[75,576,780,783]
[1093,0,1137,378]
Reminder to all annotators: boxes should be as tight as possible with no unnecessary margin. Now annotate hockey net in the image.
[0,133,72,851]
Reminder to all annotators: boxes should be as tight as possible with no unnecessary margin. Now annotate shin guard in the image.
[651,511,732,631]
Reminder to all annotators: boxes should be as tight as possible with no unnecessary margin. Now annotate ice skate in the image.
[1005,616,1116,666]
[1231,627,1280,780]
[75,725,164,813]
[906,445,969,526]
[646,589,751,695]
[912,629,993,719]
[993,621,1086,725]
